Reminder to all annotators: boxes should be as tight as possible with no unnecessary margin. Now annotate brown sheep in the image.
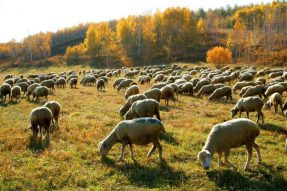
[160,86,175,106]
[125,85,140,99]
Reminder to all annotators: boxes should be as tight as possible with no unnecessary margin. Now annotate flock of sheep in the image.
[1,64,287,171]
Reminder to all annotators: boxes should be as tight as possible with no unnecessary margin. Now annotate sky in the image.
[0,0,274,43]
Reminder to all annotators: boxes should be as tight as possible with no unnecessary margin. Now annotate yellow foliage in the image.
[197,18,205,33]
[206,46,232,68]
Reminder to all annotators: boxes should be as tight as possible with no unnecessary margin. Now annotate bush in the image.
[206,46,232,68]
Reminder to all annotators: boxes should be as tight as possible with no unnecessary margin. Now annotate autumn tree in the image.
[206,46,232,68]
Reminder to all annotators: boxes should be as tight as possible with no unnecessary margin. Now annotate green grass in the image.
[0,63,286,191]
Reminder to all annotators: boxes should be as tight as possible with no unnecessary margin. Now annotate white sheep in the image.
[198,118,261,171]
[265,92,284,115]
[98,118,165,162]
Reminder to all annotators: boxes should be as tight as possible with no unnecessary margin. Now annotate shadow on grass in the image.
[117,160,188,188]
[259,123,287,135]
[159,132,179,146]
[27,135,49,152]
[207,165,287,191]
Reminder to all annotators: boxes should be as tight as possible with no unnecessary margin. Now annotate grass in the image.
[0,63,286,191]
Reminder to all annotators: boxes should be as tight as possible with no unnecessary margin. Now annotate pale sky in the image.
[0,0,274,43]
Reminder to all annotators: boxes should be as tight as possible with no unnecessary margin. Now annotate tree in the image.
[197,18,205,33]
[206,46,232,68]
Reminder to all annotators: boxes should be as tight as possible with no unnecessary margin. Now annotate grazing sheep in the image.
[0,84,11,103]
[197,84,225,97]
[56,78,66,88]
[70,78,78,88]
[232,81,257,93]
[26,83,40,100]
[16,82,29,95]
[44,101,61,128]
[208,86,232,102]
[180,82,193,96]
[194,79,211,92]
[125,85,139,99]
[256,77,266,85]
[96,79,105,91]
[198,118,261,171]
[160,86,175,106]
[11,86,21,102]
[98,118,165,162]
[143,88,161,102]
[113,78,125,89]
[242,85,266,98]
[29,107,53,144]
[265,93,284,115]
[117,79,134,91]
[239,73,254,81]
[40,79,55,91]
[119,94,147,117]
[231,97,264,123]
[80,76,96,86]
[151,82,169,90]
[5,79,14,87]
[265,84,285,97]
[32,86,49,102]
[124,99,161,120]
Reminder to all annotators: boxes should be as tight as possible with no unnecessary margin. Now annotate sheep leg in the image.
[224,150,237,169]
[147,145,156,158]
[217,152,223,167]
[244,145,253,171]
[45,126,50,145]
[119,143,127,161]
[259,111,264,123]
[129,144,135,161]
[253,143,262,164]
[155,110,161,121]
[239,111,242,118]
[275,104,278,113]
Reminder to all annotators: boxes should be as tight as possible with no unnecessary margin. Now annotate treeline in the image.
[0,1,286,67]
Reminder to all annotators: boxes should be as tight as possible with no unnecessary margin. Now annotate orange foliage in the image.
[206,46,232,68]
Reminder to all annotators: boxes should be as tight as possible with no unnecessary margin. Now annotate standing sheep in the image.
[160,86,175,106]
[265,93,284,115]
[99,118,165,162]
[26,83,40,100]
[124,99,161,121]
[0,84,11,103]
[29,107,53,145]
[32,86,49,102]
[11,86,21,102]
[40,79,55,91]
[119,94,147,117]
[96,79,105,91]
[231,97,264,123]
[44,101,62,128]
[125,85,139,99]
[208,86,232,102]
[198,118,261,171]
[70,78,78,88]
[143,88,161,102]
[242,85,266,98]
[265,84,285,97]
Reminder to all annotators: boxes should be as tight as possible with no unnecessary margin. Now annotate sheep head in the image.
[231,107,238,118]
[98,141,112,157]
[124,111,133,120]
[198,150,212,170]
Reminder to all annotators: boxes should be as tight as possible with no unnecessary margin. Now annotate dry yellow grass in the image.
[0,63,286,190]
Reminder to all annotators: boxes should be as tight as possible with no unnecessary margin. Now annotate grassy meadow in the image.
[0,63,286,191]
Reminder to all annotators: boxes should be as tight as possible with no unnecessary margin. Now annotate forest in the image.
[0,1,286,67]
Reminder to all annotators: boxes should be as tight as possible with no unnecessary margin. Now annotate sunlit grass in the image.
[0,63,286,190]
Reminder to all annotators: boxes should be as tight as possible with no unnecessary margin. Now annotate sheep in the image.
[180,82,193,96]
[160,85,175,106]
[143,88,161,103]
[265,93,284,115]
[32,86,49,102]
[44,101,61,128]
[70,78,78,88]
[5,79,14,87]
[96,79,105,91]
[113,78,126,89]
[265,84,285,97]
[16,82,29,95]
[211,76,225,84]
[117,79,134,91]
[239,86,253,97]
[26,83,40,100]
[151,82,169,90]
[56,78,66,88]
[125,85,139,99]
[119,94,147,117]
[11,86,21,102]
[197,84,225,97]
[0,84,11,103]
[231,97,264,123]
[208,86,232,102]
[242,85,266,98]
[239,73,254,81]
[29,107,53,144]
[98,118,165,162]
[232,81,257,93]
[40,79,55,91]
[80,76,96,86]
[194,79,211,92]
[198,118,261,171]
[256,77,266,85]
[168,83,179,101]
[124,99,161,121]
